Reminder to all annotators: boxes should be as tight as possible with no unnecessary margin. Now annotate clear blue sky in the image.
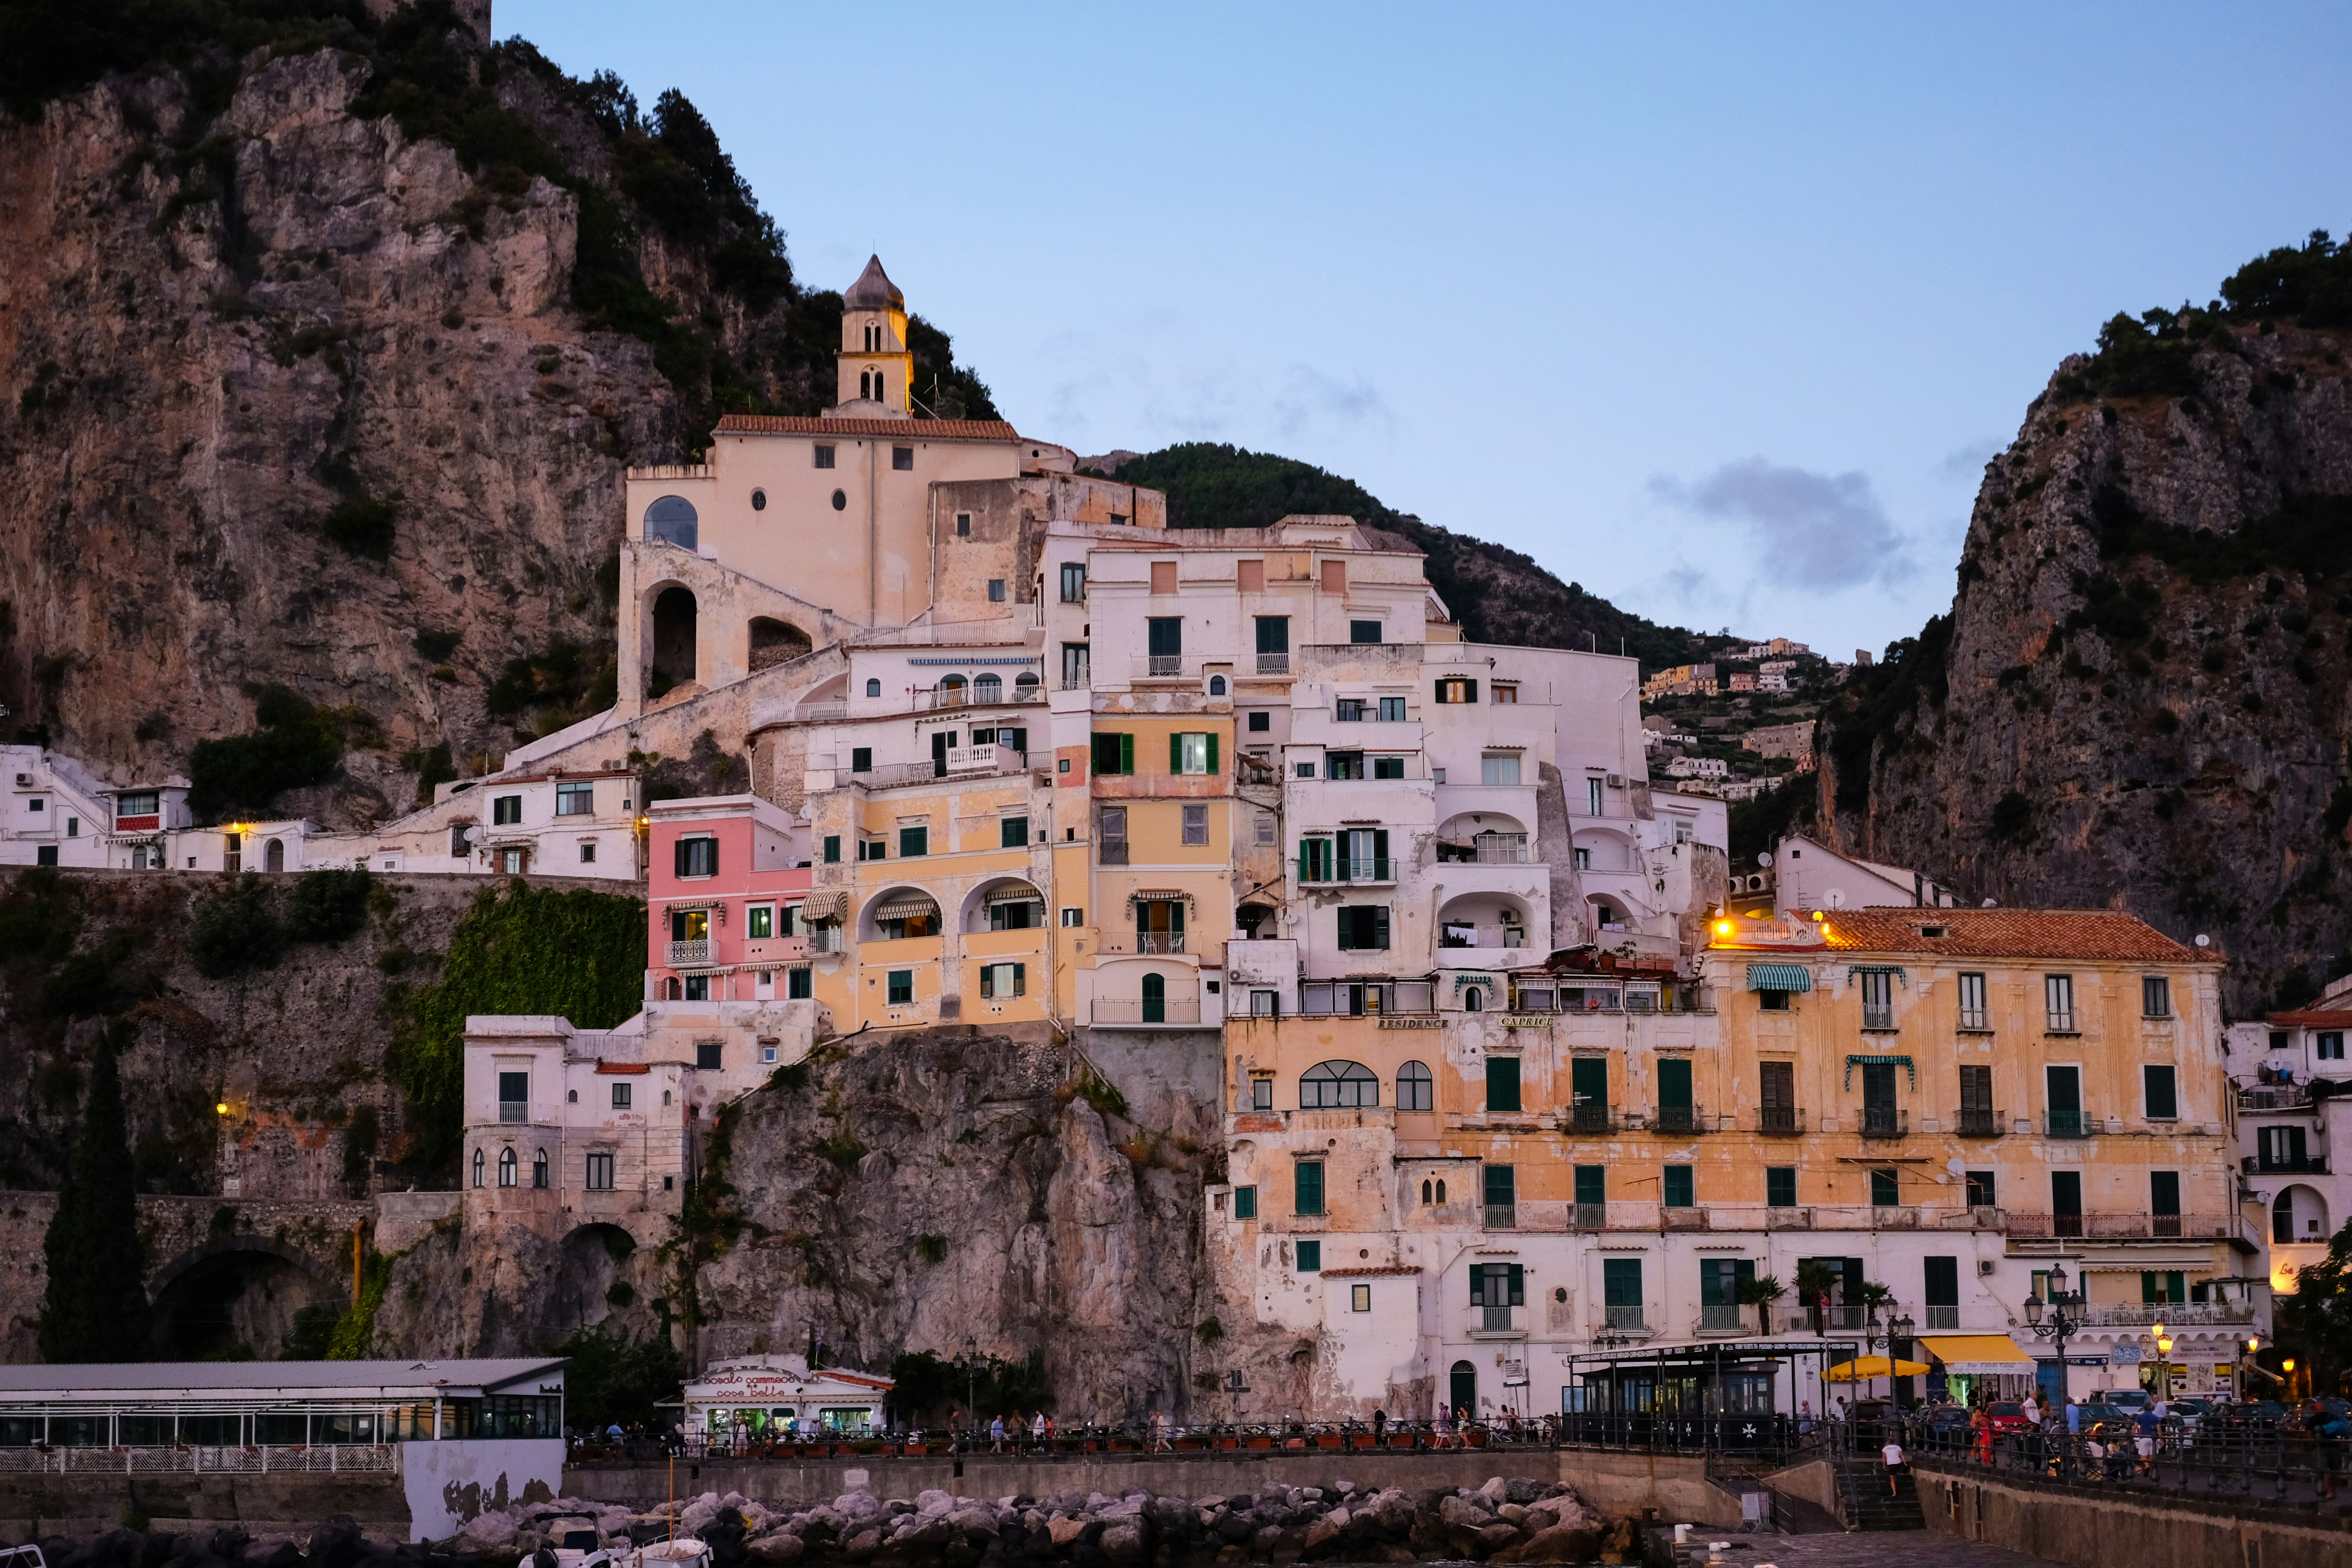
[503,1,2352,657]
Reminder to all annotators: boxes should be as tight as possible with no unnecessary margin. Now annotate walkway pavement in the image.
[1682,1533,2053,1568]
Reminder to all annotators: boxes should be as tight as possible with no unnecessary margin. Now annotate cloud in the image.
[1269,366,1390,440]
[1649,457,1914,590]
[1934,438,2005,482]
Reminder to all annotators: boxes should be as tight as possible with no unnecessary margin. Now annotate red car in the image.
[1981,1401,2032,1436]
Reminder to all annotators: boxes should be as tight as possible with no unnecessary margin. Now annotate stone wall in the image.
[0,1469,405,1543]
[1915,1459,2352,1568]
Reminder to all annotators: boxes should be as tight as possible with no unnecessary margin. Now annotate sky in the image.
[503,0,2352,656]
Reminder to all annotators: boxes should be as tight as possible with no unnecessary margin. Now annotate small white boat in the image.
[549,1531,709,1568]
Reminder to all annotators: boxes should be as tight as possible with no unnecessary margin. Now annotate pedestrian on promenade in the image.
[1372,1409,1387,1448]
[1882,1436,1908,1494]
[1797,1401,1813,1438]
[1031,1410,1047,1448]
[2064,1396,2081,1436]
[1971,1407,1992,1465]
[2021,1392,2040,1428]
[990,1413,1005,1452]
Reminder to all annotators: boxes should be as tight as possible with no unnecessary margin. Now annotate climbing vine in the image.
[326,1250,392,1360]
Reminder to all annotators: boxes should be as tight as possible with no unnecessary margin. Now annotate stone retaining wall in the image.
[0,1470,406,1543]
[1915,1459,2352,1568]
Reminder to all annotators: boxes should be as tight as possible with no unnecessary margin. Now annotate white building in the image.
[1768,831,1958,915]
[2224,981,2352,1299]
[682,1354,893,1440]
[0,746,185,868]
[1664,756,1728,780]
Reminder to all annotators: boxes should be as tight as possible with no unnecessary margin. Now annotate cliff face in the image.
[1816,310,2352,1015]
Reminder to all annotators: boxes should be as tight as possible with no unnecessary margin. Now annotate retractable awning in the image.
[1919,1335,2034,1374]
[871,894,940,922]
[1746,963,1813,992]
[984,883,1043,905]
[800,890,848,924]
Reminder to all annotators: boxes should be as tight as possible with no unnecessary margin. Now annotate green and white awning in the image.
[1746,963,1814,993]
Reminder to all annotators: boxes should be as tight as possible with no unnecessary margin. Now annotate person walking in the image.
[990,1413,1005,1453]
[2064,1395,2081,1437]
[1882,1435,1908,1495]
[1372,1408,1387,1448]
[1031,1410,1047,1449]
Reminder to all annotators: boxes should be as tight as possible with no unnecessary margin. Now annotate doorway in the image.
[1450,1360,1477,1420]
[1140,972,1165,1024]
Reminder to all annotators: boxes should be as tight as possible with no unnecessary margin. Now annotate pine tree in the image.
[38,1041,149,1361]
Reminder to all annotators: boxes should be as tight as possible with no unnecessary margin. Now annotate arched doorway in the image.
[651,586,697,694]
[1449,1360,1477,1420]
[264,838,285,872]
[1141,972,1166,1024]
[748,617,812,673]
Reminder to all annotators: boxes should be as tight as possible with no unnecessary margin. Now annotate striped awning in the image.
[799,889,848,924]
[1848,964,1907,982]
[984,882,1044,906]
[871,894,940,922]
[1746,963,1813,992]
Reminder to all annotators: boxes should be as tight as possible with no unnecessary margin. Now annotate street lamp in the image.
[1889,1311,1915,1411]
[2149,1323,2173,1402]
[958,1335,980,1434]
[2023,1262,2087,1405]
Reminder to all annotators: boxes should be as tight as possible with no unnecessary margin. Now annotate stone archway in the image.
[148,1238,338,1360]
[536,1222,650,1340]
[650,586,698,694]
[748,617,814,674]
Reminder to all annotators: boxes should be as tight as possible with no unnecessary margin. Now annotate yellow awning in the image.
[1919,1335,2034,1374]
[1824,1355,1930,1382]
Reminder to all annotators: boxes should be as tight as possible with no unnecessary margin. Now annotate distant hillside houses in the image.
[1741,720,1817,770]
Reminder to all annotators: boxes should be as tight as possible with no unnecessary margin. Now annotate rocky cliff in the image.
[1815,235,2352,1014]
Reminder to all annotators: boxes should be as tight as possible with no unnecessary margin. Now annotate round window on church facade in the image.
[751,489,767,511]
[832,489,847,511]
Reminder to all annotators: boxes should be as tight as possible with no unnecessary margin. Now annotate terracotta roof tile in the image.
[715,414,1017,441]
[2266,1009,2352,1027]
[1814,908,2217,965]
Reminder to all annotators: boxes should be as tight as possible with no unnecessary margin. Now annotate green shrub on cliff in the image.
[391,881,646,1170]
[187,687,344,820]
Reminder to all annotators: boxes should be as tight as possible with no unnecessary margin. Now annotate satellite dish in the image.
[1982,898,1998,908]
[1756,851,1774,868]
[1825,888,1847,909]
[2195,934,2211,948]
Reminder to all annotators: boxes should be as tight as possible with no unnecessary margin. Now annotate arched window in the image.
[938,674,968,706]
[1397,1059,1434,1111]
[498,1148,517,1188]
[860,369,872,400]
[664,976,682,1000]
[265,838,285,872]
[645,495,698,548]
[973,673,1003,704]
[1449,1361,1477,1420]
[1015,671,1040,695]
[866,678,882,697]
[1421,1178,1433,1204]
[471,1148,485,1188]
[1435,1178,1446,1203]
[2274,1189,2297,1244]
[1300,1060,1380,1109]
[1463,986,1485,1012]
[532,1149,549,1189]
[1208,674,1227,695]
[1141,971,1166,1024]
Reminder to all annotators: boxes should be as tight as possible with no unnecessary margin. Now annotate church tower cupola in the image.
[833,255,913,417]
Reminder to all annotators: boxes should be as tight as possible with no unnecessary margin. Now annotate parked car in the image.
[1981,1401,2031,1436]
[2093,1388,2152,1411]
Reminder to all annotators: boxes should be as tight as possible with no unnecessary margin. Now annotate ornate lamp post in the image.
[956,1335,980,1435]
[2022,1262,2087,1406]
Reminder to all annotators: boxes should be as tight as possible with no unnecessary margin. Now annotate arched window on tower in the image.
[471,1148,485,1188]
[860,370,872,400]
[532,1149,549,1189]
[873,371,884,403]
[498,1148,517,1188]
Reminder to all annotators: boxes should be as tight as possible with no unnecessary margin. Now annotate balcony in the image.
[1765,1205,1815,1230]
[1662,1206,1709,1232]
[1133,931,1187,955]
[2239,1085,2316,1112]
[1958,1009,1991,1032]
[1696,1304,1745,1335]
[1859,1107,1909,1140]
[1651,1104,1708,1136]
[804,927,844,954]
[1091,997,1203,1025]
[2077,1301,2255,1327]
[1756,1107,1805,1136]
[1572,1202,1608,1231]
[2046,1012,2078,1034]
[1862,1006,1896,1030]
[1603,1304,1647,1332]
[1255,653,1290,676]
[1957,1107,2004,1138]
[1300,858,1395,885]
[2004,1213,2231,1241]
[1298,980,1436,1016]
[1483,1203,1517,1231]
[2243,1153,2329,1175]
[1923,1305,1960,1331]
[2044,1110,2098,1138]
[498,1100,527,1125]
[1468,1304,1527,1337]
[1567,1105,1616,1135]
[1436,835,1531,864]
[665,939,712,967]
[920,685,1044,711]
[1872,1205,1921,1229]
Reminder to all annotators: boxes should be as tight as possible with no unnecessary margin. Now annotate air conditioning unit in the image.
[13,774,28,787]
[1977,1260,1997,1276]
[1606,773,1625,788]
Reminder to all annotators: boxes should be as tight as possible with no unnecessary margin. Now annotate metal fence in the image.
[1909,1415,2348,1513]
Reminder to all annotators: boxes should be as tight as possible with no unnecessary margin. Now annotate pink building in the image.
[647,795,817,1007]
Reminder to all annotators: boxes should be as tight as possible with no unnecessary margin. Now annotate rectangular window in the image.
[1327,750,1365,780]
[1492,681,1519,704]
[2045,973,2076,1031]
[823,834,841,864]
[1062,642,1090,687]
[1378,696,1406,722]
[814,444,835,468]
[682,972,709,1002]
[498,1071,528,1122]
[1150,561,1177,594]
[1182,803,1209,845]
[1602,1258,1642,1326]
[1486,1055,1521,1113]
[452,824,473,858]
[493,794,523,825]
[1859,968,1896,1029]
[1251,1075,1274,1111]
[979,962,1027,999]
[1350,619,1381,644]
[555,782,594,816]
[611,1082,632,1110]
[850,747,872,773]
[1335,905,1390,950]
[998,815,1029,849]
[1370,756,1403,779]
[1587,777,1604,815]
[1870,1168,1900,1206]
[2144,1064,2179,1120]
[1960,972,1987,1029]
[1574,1164,1605,1206]
[887,970,914,1005]
[788,968,811,999]
[674,835,718,877]
[1298,836,1333,882]
[2046,1064,2083,1137]
[1296,760,1317,778]
[1965,1170,1997,1208]
[1766,1166,1797,1207]
[1255,812,1276,845]
[1656,1056,1693,1123]
[2150,1170,2181,1216]
[747,905,773,939]
[1091,732,1134,775]
[1294,1160,1324,1216]
[1061,906,1084,927]
[1099,806,1127,866]
[584,1153,614,1190]
[1481,754,1522,786]
[579,841,596,864]
[1760,1060,1795,1132]
[695,1039,721,1070]
[116,791,158,818]
[987,579,1005,602]
[1435,677,1478,704]
[670,908,709,943]
[1296,1239,1321,1273]
[1147,616,1182,673]
[1060,563,1087,602]
[1351,1283,1372,1312]
[898,824,928,858]
[2142,975,2172,1017]
[1237,559,1264,594]
[1336,698,1366,723]
[1924,1256,1960,1309]
[1172,732,1218,774]
[1571,1056,1609,1124]
[956,512,971,536]
[1482,1164,1516,1228]
[1247,710,1271,732]
[2141,1269,2186,1305]
[1321,559,1347,596]
[1663,1164,1694,1208]
[892,445,913,470]
[1232,1185,1257,1220]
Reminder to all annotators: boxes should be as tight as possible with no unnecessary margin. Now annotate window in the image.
[533,1149,548,1188]
[493,794,523,825]
[2150,1170,2181,1218]
[979,962,1027,999]
[611,1083,632,1110]
[1759,988,1790,1012]
[682,974,709,1001]
[1965,1170,1997,1208]
[1663,1164,1694,1208]
[1372,756,1405,779]
[956,513,971,536]
[887,970,913,1005]
[555,782,594,816]
[1061,906,1085,927]
[892,445,913,470]
[1251,1075,1274,1110]
[1335,905,1390,950]
[496,1147,517,1187]
[814,444,835,468]
[585,1153,614,1191]
[1766,1166,1797,1207]
[1000,815,1029,849]
[116,791,158,818]
[645,495,698,547]
[1480,754,1522,786]
[1587,777,1605,815]
[1870,1168,1900,1207]
[1099,806,1127,867]
[1062,642,1091,688]
[1322,560,1347,595]
[832,488,847,510]
[2142,975,2172,1018]
[450,824,472,858]
[498,846,527,875]
[471,1148,485,1187]
[2144,1065,2178,1120]
[788,968,811,999]
[1171,732,1218,774]
[2321,1031,2346,1061]
[498,1071,528,1123]
[1351,1283,1372,1312]
[1092,732,1134,775]
[1957,971,1989,1029]
[1379,696,1406,722]
[1254,812,1276,846]
[899,824,928,858]
[674,835,718,878]
[1859,968,1897,1029]
[579,841,597,864]
[1147,615,1183,674]
[1602,1258,1642,1327]
[2045,973,2076,1031]
[1327,750,1365,780]
[863,678,882,699]
[1336,698,1367,723]
[1482,1166,1516,1226]
[823,835,841,864]
[1350,619,1381,644]
[1300,1060,1379,1109]
[1492,681,1519,704]
[1759,1060,1795,1132]
[1182,804,1209,845]
[2141,1269,2186,1305]
[1233,1185,1257,1219]
[1435,677,1478,703]
[987,579,1006,602]
[1396,1060,1433,1111]
[1053,562,1088,603]
[1247,710,1271,733]
[1295,1160,1324,1216]
[850,747,872,774]
[1485,1054,1521,1112]
[1297,1240,1322,1273]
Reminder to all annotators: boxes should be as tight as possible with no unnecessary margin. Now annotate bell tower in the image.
[833,255,914,417]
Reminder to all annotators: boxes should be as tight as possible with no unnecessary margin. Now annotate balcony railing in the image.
[666,939,712,967]
[2046,1012,2077,1033]
[1568,1105,1616,1135]
[1651,1105,1707,1135]
[1133,931,1187,955]
[1859,1107,1909,1140]
[2238,1084,2315,1112]
[1573,1202,1608,1231]
[2078,1301,2255,1327]
[1958,1009,1990,1031]
[1090,997,1203,1025]
[1957,1107,2004,1138]
[1298,980,1436,1016]
[1470,1304,1521,1334]
[1483,1204,1516,1231]
[498,1100,527,1125]
[1862,1006,1895,1030]
[1604,1305,1647,1332]
[1301,858,1394,883]
[1697,1304,1744,1333]
[804,928,844,954]
[1923,1305,1960,1331]
[2004,1213,2230,1240]
[2044,1110,2097,1138]
[1757,1106,1804,1136]
[1255,653,1290,676]
[2243,1153,2329,1174]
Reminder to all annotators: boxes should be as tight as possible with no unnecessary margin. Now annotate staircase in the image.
[1841,1458,1926,1531]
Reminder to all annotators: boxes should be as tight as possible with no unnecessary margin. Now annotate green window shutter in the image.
[1337,908,1355,951]
[2141,1272,2160,1304]
[1207,733,1219,772]
[1572,1056,1608,1110]
[1119,733,1133,774]
[1170,733,1182,773]
[1507,1263,1524,1305]
[1373,829,1389,875]
[1012,963,1026,996]
[822,835,841,864]
[1486,1055,1520,1112]
[1299,842,1310,883]
[1470,1266,1483,1307]
[1372,906,1390,949]
[1575,1165,1605,1205]
[1658,1057,1693,1111]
